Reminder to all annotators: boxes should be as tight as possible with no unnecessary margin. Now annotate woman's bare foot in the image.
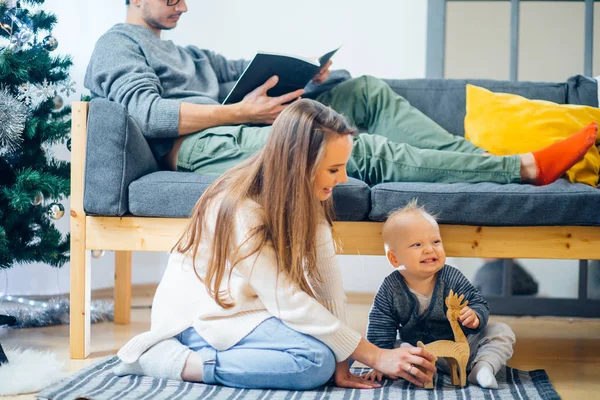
[181,352,204,382]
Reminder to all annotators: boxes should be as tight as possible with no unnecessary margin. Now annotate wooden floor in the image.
[1,292,599,400]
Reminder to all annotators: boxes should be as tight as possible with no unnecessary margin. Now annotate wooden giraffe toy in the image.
[416,290,470,388]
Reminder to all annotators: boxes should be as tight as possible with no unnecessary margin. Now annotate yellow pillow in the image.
[464,84,600,186]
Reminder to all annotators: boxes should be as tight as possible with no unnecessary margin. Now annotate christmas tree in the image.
[0,0,73,271]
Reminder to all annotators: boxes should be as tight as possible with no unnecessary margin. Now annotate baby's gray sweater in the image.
[367,265,490,348]
[84,23,248,159]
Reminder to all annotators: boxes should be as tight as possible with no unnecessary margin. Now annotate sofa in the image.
[69,75,600,359]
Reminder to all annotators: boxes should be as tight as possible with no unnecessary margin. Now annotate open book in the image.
[222,47,341,105]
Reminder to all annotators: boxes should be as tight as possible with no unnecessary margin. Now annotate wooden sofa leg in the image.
[114,251,132,324]
[70,101,91,359]
[70,247,91,359]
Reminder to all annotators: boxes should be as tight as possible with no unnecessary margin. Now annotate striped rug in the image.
[37,356,560,400]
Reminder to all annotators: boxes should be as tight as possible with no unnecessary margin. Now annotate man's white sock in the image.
[113,338,192,381]
[468,361,498,389]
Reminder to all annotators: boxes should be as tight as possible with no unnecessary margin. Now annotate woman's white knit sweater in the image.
[117,198,362,364]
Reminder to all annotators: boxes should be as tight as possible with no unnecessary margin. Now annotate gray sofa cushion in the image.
[129,173,371,220]
[369,179,600,226]
[383,75,597,137]
[128,171,216,217]
[84,99,159,216]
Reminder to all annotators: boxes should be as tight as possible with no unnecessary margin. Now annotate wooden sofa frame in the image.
[69,102,600,359]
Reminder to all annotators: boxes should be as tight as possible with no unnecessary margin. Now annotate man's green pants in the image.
[177,76,522,185]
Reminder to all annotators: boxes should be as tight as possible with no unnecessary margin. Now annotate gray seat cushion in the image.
[370,179,600,226]
[129,173,371,220]
[128,171,217,217]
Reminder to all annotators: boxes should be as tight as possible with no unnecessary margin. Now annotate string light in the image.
[0,295,49,308]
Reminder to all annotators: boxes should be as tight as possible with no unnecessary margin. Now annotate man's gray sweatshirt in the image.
[84,23,248,159]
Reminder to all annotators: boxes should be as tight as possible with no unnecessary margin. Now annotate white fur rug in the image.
[0,347,66,396]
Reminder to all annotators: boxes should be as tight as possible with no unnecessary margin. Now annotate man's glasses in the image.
[167,0,181,6]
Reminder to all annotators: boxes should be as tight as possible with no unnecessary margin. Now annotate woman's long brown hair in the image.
[172,99,357,308]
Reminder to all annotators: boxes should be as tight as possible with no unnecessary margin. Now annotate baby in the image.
[365,200,515,389]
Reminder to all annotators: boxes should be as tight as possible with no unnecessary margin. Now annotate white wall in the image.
[446,1,600,80]
[0,0,587,300]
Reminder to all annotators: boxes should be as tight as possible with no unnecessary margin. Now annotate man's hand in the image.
[312,60,332,84]
[459,306,480,329]
[334,361,381,389]
[238,75,304,125]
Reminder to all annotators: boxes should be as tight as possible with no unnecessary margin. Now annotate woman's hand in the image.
[374,346,437,387]
[333,361,382,389]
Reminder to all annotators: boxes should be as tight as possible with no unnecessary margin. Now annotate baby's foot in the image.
[468,361,498,389]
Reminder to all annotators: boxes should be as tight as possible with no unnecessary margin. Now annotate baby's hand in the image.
[363,368,399,382]
[459,306,480,329]
[363,369,383,382]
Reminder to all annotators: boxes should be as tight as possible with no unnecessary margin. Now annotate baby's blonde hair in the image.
[382,199,438,251]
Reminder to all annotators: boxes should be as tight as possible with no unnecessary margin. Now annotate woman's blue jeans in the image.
[176,317,337,390]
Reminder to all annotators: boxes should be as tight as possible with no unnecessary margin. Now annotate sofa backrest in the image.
[84,98,159,216]
[383,75,598,137]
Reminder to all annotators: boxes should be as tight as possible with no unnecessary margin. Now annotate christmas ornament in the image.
[31,192,44,206]
[91,250,105,259]
[4,14,34,51]
[60,78,76,97]
[47,203,64,220]
[66,138,71,151]
[52,95,63,110]
[42,35,58,51]
[16,82,34,106]
[17,81,59,109]
[0,87,26,154]
[38,79,54,99]
[9,28,32,51]
[0,22,11,35]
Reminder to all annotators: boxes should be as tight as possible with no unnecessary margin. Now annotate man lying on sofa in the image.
[85,0,597,188]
